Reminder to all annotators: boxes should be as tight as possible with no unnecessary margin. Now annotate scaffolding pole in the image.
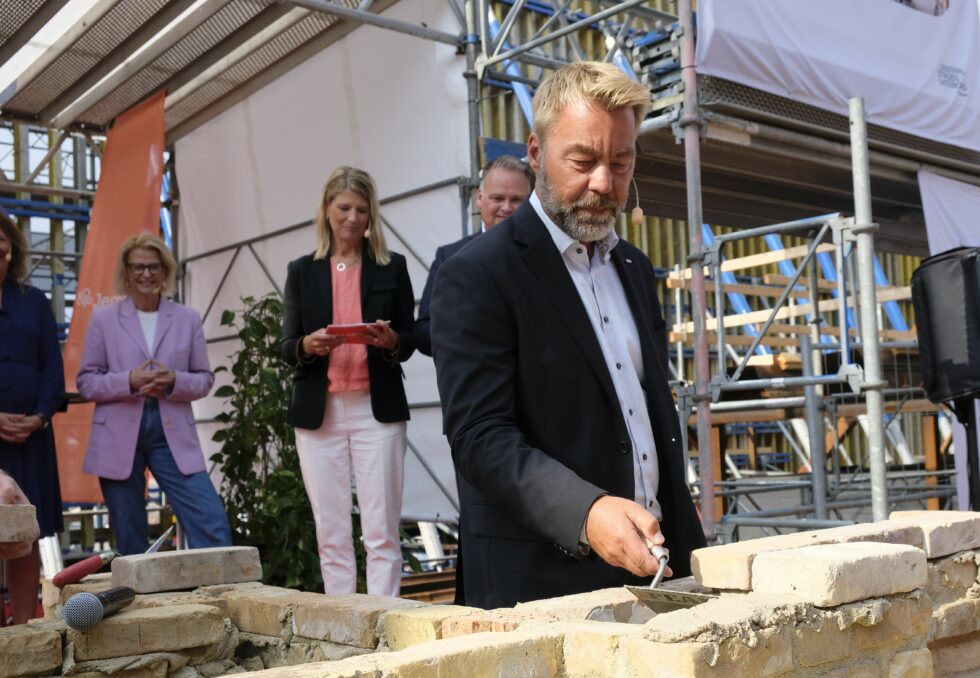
[849,97,889,521]
[677,0,714,541]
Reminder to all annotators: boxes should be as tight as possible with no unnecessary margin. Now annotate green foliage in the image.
[210,294,367,591]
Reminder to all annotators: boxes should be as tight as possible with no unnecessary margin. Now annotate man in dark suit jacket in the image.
[414,156,532,356]
[431,62,706,609]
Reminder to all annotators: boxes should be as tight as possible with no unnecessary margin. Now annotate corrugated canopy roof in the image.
[0,0,394,142]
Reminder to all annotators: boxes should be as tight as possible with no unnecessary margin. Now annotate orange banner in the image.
[55,92,166,504]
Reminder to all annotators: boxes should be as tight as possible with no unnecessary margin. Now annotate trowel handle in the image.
[648,545,669,563]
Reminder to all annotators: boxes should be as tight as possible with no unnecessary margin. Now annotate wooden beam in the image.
[710,425,725,519]
[825,417,853,456]
[670,243,838,281]
[667,277,813,300]
[672,287,912,333]
[923,414,940,511]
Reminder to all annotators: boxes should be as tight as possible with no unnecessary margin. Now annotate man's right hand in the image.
[584,495,673,578]
[0,471,39,560]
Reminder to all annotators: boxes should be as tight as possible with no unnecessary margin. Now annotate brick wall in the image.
[10,510,979,677]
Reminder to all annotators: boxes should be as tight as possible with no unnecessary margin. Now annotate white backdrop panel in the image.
[696,0,980,153]
[177,0,466,521]
[918,169,980,510]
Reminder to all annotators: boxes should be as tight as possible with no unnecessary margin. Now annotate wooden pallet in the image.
[400,568,457,604]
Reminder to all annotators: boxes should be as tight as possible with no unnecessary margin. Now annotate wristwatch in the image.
[34,413,50,430]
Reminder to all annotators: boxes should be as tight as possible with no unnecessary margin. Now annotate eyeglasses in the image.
[128,263,163,275]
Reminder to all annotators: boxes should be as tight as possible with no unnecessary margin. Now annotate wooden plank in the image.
[710,425,724,519]
[923,414,940,511]
[668,331,801,348]
[670,244,837,281]
[667,277,813,300]
[825,417,853,456]
[765,273,905,292]
[671,287,912,334]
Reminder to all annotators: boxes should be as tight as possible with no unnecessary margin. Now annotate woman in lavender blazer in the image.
[77,234,231,555]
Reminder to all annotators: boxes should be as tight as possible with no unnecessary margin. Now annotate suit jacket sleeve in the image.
[167,309,214,402]
[390,254,416,363]
[280,259,307,366]
[77,309,134,403]
[414,246,446,357]
[432,251,606,553]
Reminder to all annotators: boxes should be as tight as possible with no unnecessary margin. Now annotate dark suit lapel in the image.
[515,205,619,407]
[361,251,378,305]
[313,258,333,326]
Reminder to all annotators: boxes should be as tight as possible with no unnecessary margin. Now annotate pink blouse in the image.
[327,263,370,393]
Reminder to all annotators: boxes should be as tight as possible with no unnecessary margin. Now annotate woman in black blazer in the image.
[281,166,414,597]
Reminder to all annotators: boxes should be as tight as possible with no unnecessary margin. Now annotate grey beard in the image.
[537,164,622,243]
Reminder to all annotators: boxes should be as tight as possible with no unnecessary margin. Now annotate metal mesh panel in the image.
[0,0,46,47]
[77,0,268,127]
[5,0,170,114]
[164,11,343,131]
[699,75,980,166]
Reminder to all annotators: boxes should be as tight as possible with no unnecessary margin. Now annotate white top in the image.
[530,192,661,519]
[137,310,158,353]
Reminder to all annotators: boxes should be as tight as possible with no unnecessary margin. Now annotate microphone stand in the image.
[952,397,980,511]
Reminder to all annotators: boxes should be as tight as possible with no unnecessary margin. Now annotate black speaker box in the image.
[912,246,980,403]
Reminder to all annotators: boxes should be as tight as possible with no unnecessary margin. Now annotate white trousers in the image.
[294,389,406,597]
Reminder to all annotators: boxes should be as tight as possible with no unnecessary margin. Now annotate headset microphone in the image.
[630,177,644,226]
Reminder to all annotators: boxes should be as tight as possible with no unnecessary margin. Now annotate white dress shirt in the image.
[530,192,662,519]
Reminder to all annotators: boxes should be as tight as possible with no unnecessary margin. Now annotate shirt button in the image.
[648,500,655,508]
[642,453,648,461]
[628,409,633,415]
[576,248,583,254]
[603,316,609,323]
[616,363,622,369]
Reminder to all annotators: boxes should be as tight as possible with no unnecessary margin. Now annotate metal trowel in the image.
[626,544,718,613]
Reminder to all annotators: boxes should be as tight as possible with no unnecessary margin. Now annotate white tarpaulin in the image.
[175,0,468,522]
[696,0,980,153]
[919,169,980,509]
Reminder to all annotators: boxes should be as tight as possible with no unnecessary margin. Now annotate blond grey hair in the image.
[532,61,651,143]
[115,234,177,296]
[313,166,390,265]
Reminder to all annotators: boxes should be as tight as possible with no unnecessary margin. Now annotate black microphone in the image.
[63,586,136,631]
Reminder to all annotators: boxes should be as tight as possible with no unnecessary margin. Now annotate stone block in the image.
[853,596,933,650]
[71,662,170,678]
[378,604,478,650]
[0,504,39,544]
[925,554,978,605]
[623,636,719,678]
[129,590,230,616]
[441,608,538,638]
[793,618,853,667]
[890,648,934,678]
[930,630,980,677]
[644,592,810,644]
[0,624,62,677]
[716,627,794,677]
[68,603,226,661]
[60,572,115,605]
[223,585,300,637]
[40,577,60,619]
[933,598,980,641]
[751,542,927,606]
[243,628,563,678]
[692,520,925,591]
[111,546,262,593]
[557,621,645,677]
[890,511,980,558]
[289,592,421,649]
[514,586,654,623]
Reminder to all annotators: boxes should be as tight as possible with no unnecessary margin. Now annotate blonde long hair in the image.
[313,166,390,265]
